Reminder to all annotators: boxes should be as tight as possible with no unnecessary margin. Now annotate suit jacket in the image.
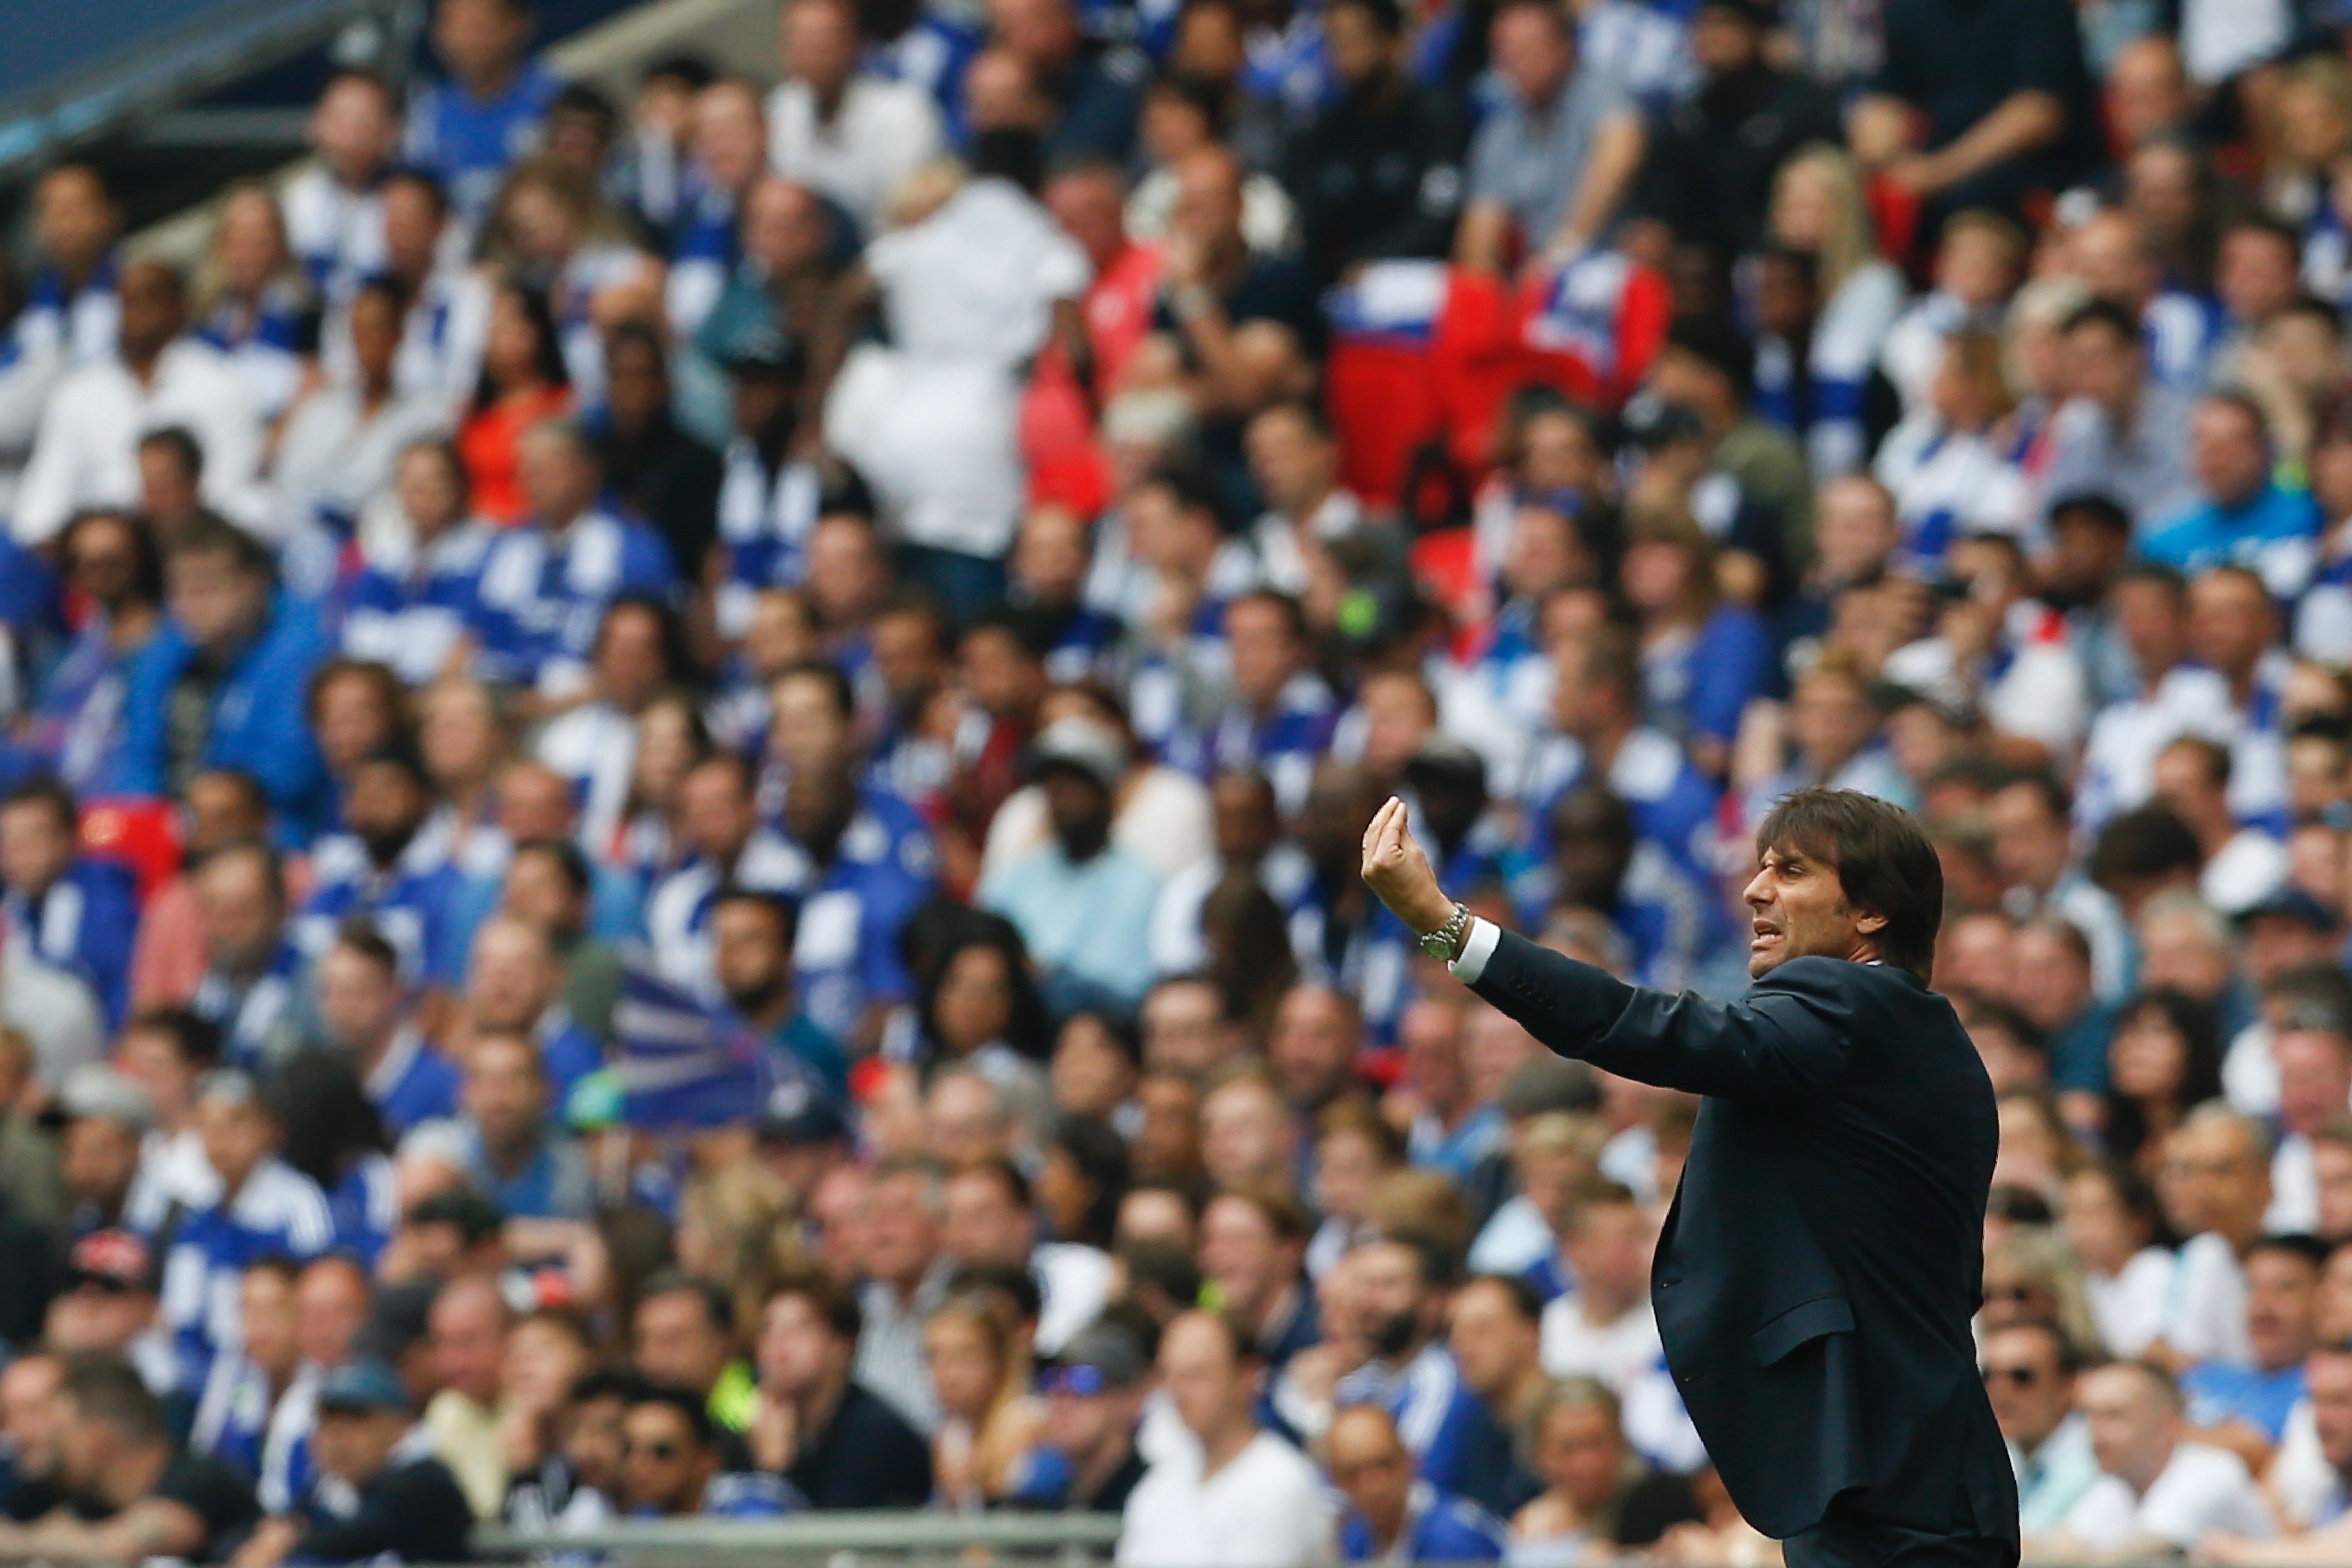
[1471,932,2018,1547]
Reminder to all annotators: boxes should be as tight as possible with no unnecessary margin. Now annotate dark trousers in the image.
[1783,1502,2017,1568]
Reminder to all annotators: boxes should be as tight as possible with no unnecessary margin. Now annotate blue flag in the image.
[609,960,824,1130]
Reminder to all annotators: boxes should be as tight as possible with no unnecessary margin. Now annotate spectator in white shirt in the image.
[1537,1183,1663,1395]
[1120,1309,1334,1568]
[2268,1020,2352,1235]
[282,71,400,304]
[2151,736,2289,917]
[2036,1361,2274,1559]
[0,165,121,490]
[16,260,263,547]
[269,280,450,547]
[767,0,945,236]
[2155,1106,2276,1370]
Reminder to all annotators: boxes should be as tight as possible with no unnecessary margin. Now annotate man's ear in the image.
[1855,910,1888,935]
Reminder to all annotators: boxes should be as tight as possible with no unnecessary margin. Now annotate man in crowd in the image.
[745,1267,932,1507]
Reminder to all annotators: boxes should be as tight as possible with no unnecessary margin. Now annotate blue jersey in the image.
[647,829,812,1002]
[337,522,500,686]
[783,796,937,1044]
[194,284,309,421]
[1642,604,1774,748]
[1169,671,1339,815]
[296,830,470,985]
[366,1028,463,1136]
[1289,872,1415,1045]
[193,942,308,1068]
[0,255,118,378]
[1336,1344,1490,1500]
[4,858,140,1028]
[473,510,677,692]
[1340,1482,1508,1563]
[190,1351,279,1481]
[403,60,564,227]
[328,1154,400,1268]
[160,1159,335,1394]
[1521,726,1722,891]
[2141,484,2320,593]
[2181,1359,2306,1443]
[712,442,822,639]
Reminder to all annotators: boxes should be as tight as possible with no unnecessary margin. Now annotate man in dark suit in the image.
[1363,785,2019,1568]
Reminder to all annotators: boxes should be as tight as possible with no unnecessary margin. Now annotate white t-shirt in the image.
[2086,1247,2176,1359]
[2060,1442,2274,1550]
[1539,1295,1663,1393]
[2161,1234,2253,1367]
[1119,1431,1336,1568]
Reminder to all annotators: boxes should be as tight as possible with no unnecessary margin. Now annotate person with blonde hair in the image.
[1757,145,1907,481]
[1981,1225,2105,1356]
[923,1287,1047,1509]
[1507,1376,1697,1564]
[194,183,316,424]
[1874,329,2034,564]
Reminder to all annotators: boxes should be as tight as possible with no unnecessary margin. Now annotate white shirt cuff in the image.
[1449,917,1501,984]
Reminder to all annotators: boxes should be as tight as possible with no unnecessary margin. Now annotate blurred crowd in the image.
[0,0,2351,1560]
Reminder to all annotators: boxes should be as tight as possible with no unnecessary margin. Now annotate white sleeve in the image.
[1449,917,1502,983]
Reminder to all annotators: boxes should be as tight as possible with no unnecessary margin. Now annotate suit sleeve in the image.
[1467,930,1855,1107]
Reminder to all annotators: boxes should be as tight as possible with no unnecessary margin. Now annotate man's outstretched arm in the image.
[1360,798,1849,1105]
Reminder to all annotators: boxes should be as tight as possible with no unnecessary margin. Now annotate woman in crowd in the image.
[1619,506,1773,779]
[924,1289,1048,1511]
[1509,1378,1700,1564]
[1872,329,2032,568]
[29,508,163,789]
[1980,1225,2105,1355]
[1754,145,1905,482]
[2064,1160,2178,1358]
[457,281,574,524]
[2103,989,2227,1177]
[338,438,502,685]
[916,920,1056,1120]
[195,181,316,425]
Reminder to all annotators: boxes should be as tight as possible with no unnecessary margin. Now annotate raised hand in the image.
[1359,796,1454,934]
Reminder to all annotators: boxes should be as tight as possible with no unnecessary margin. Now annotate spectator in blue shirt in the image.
[112,515,333,842]
[297,744,471,987]
[312,925,462,1137]
[0,776,140,1028]
[191,842,310,1067]
[1330,1403,1506,1563]
[2181,1235,2329,1447]
[1519,783,1712,992]
[1333,1238,1489,1502]
[1622,508,1775,779]
[402,1030,595,1220]
[405,0,566,228]
[463,913,605,1100]
[473,419,676,696]
[709,885,846,1102]
[777,755,935,1053]
[336,438,501,687]
[2141,392,2321,592]
[28,508,163,792]
[980,718,1162,1014]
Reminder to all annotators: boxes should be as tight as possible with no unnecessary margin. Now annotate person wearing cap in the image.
[1622,0,1841,263]
[161,1070,336,1398]
[231,1358,473,1567]
[1119,1309,1333,1568]
[295,742,470,987]
[1328,1401,1506,1563]
[53,1064,158,1241]
[1007,1319,1153,1512]
[747,1266,932,1508]
[980,716,1163,1012]
[44,1230,178,1401]
[0,1351,260,1564]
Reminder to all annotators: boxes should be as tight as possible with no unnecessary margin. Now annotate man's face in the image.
[941,1171,1032,1267]
[2063,323,2142,411]
[2159,1118,2270,1241]
[1142,980,1230,1077]
[1982,1327,2073,1449]
[1157,1316,1246,1440]
[313,1407,404,1485]
[2079,1366,2175,1484]
[755,1294,838,1402]
[61,1117,141,1210]
[462,1040,545,1147]
[1200,1082,1290,1189]
[1447,1279,1538,1400]
[621,1402,711,1515]
[862,1172,939,1285]
[310,77,397,184]
[2190,402,2270,510]
[1564,1203,1652,1301]
[434,0,527,82]
[2189,573,2274,676]
[1352,1242,1430,1358]
[46,1279,155,1355]
[0,1359,63,1483]
[713,899,789,1012]
[34,168,115,274]
[636,1292,730,1395]
[1988,784,2070,894]
[115,263,185,363]
[1327,1410,1415,1532]
[51,1394,118,1494]
[678,764,757,863]
[296,1261,371,1370]
[1199,1197,1285,1302]
[1268,988,1357,1108]
[468,923,556,1034]
[1225,599,1299,711]
[2244,1249,2320,1372]
[1043,769,1113,855]
[2310,1350,2352,1477]
[317,946,403,1054]
[0,802,74,898]
[2276,1031,2352,1140]
[2317,1143,2352,1242]
[1490,5,1570,103]
[169,548,267,654]
[564,1394,629,1492]
[1740,843,1880,979]
[198,1097,275,1191]
[784,0,859,93]
[518,433,596,524]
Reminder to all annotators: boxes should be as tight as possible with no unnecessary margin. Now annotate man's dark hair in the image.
[640,1269,734,1335]
[573,1366,652,1406]
[1752,787,1943,982]
[1984,1315,2086,1376]
[137,426,205,481]
[58,508,166,607]
[710,883,797,951]
[1137,460,1227,531]
[631,1382,717,1450]
[383,167,450,217]
[1665,313,1756,401]
[948,1262,1044,1325]
[973,127,1047,194]
[2086,804,2203,891]
[765,1264,861,1342]
[59,1352,166,1442]
[0,774,77,835]
[330,922,402,979]
[642,52,716,91]
[124,1006,225,1071]
[774,658,856,721]
[2110,558,2189,603]
[513,835,593,901]
[2062,297,2142,345]
[169,512,274,578]
[1460,1271,1547,1325]
[549,80,621,141]
[2249,1233,2332,1271]
[2046,493,2132,538]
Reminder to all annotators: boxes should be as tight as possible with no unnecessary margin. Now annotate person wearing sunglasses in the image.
[618,1385,795,1519]
[1981,1321,2096,1535]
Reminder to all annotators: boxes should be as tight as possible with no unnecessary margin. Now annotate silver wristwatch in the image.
[1418,903,1471,962]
